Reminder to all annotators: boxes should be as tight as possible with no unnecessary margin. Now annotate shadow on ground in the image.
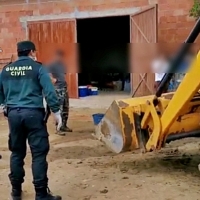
[49,145,115,161]
[90,152,200,180]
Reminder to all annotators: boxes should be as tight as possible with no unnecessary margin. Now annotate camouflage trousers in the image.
[55,87,69,124]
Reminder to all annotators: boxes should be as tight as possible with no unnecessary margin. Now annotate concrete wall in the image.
[0,0,196,60]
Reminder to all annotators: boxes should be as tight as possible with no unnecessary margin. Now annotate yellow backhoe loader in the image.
[94,18,200,154]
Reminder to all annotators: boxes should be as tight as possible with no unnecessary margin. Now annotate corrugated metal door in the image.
[130,5,157,96]
[28,19,78,98]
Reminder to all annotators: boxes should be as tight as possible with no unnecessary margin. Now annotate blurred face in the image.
[55,54,63,62]
[54,50,65,62]
[158,54,166,60]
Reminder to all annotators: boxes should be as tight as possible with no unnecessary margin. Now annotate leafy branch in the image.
[189,0,200,19]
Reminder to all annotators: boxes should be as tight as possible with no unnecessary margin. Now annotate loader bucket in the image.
[93,96,154,153]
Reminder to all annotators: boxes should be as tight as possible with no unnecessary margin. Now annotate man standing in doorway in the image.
[48,50,72,135]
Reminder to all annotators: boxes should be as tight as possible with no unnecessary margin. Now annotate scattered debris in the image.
[100,189,109,194]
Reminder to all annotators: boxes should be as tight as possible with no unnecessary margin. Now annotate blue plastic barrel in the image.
[78,86,88,97]
[87,87,92,96]
[92,113,104,125]
[91,87,98,95]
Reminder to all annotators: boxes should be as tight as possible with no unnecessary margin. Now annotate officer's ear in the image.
[30,50,36,55]
[29,50,37,58]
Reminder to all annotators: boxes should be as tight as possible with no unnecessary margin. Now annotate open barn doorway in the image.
[77,15,131,98]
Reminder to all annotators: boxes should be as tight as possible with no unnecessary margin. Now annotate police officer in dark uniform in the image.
[0,41,62,200]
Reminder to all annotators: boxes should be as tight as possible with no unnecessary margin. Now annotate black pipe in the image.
[166,129,200,143]
[155,18,200,99]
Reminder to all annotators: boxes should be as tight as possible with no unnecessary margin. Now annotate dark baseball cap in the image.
[17,40,36,52]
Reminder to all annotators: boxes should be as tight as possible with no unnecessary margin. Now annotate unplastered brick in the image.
[0,0,197,58]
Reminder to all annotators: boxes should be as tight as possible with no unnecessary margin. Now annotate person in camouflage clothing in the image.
[48,50,72,135]
[55,87,70,131]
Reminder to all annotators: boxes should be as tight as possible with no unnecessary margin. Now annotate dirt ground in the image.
[1,108,200,200]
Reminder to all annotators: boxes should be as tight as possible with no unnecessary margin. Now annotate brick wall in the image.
[0,0,196,59]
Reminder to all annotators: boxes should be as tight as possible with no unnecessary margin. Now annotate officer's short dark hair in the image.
[55,49,65,57]
[17,50,31,57]
[17,41,36,57]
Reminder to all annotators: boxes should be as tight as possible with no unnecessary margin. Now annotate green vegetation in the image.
[189,0,200,19]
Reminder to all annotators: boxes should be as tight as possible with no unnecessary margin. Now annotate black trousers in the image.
[7,108,49,190]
